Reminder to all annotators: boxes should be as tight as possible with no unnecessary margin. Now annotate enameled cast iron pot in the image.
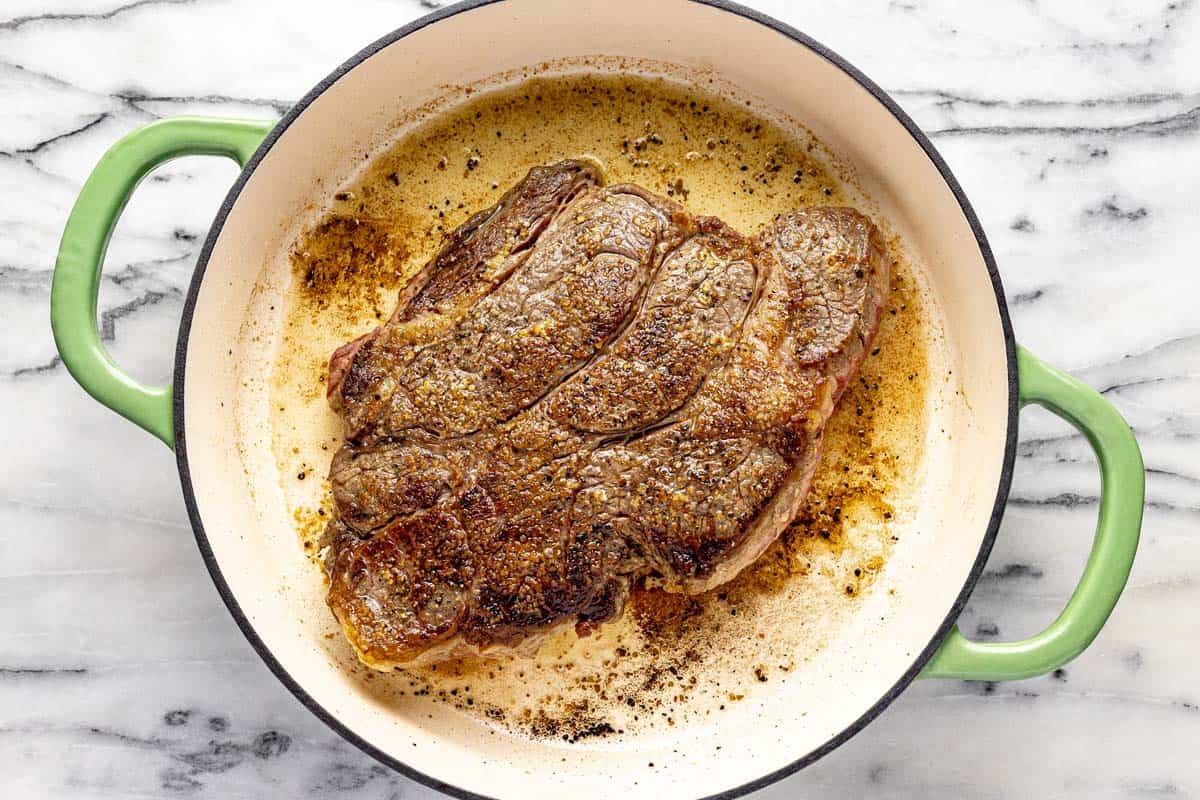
[49,1,1146,798]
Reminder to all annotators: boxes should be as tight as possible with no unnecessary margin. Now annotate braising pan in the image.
[50,1,1145,797]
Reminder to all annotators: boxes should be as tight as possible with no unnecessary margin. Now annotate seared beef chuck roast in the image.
[321,159,889,667]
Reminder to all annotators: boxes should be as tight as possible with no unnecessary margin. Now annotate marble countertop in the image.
[2,1,1197,797]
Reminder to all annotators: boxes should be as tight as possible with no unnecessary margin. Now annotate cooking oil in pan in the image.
[269,60,935,740]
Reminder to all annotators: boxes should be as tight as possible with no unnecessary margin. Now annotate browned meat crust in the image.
[321,160,889,668]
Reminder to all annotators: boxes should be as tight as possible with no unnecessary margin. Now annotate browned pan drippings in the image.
[270,65,934,741]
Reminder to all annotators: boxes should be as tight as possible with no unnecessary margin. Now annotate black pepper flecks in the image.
[278,64,934,742]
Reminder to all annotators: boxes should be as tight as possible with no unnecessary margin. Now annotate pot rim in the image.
[172,1,1019,797]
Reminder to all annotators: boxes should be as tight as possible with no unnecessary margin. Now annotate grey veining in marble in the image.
[2,1,1197,798]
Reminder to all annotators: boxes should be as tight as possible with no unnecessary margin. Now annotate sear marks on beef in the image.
[321,160,889,668]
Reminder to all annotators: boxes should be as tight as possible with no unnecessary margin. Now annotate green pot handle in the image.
[920,345,1144,681]
[50,116,275,449]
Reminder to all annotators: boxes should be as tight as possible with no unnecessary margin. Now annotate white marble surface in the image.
[2,1,1197,797]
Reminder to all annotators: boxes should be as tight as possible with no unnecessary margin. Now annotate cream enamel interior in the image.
[179,1,1010,798]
